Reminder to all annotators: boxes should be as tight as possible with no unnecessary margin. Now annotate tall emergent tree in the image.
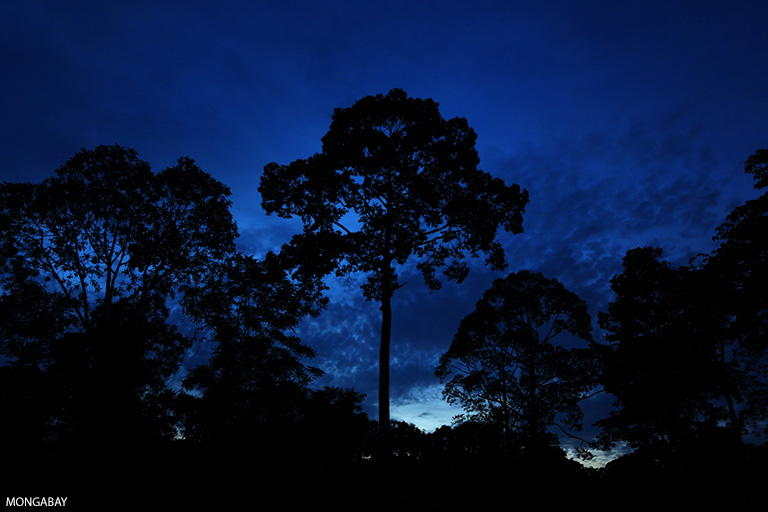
[436,271,596,454]
[0,144,238,444]
[259,89,528,452]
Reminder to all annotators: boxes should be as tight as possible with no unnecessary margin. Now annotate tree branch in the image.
[332,220,354,236]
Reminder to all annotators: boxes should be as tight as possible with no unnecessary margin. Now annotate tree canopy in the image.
[2,137,768,508]
[706,148,768,439]
[0,144,348,464]
[0,144,238,444]
[595,247,733,469]
[179,251,326,449]
[260,88,528,296]
[436,270,597,454]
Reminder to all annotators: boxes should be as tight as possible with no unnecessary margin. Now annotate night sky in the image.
[3,1,767,463]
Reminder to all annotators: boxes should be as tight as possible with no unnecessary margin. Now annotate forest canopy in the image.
[1,95,767,507]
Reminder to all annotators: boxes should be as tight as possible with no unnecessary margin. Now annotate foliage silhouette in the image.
[178,251,327,455]
[0,144,238,445]
[436,270,598,456]
[706,148,768,439]
[259,88,528,454]
[595,151,768,477]
[595,247,739,472]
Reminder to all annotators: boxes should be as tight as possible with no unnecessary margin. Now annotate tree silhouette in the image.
[707,148,768,440]
[179,251,326,454]
[436,270,596,455]
[259,89,528,454]
[0,144,238,444]
[596,247,728,471]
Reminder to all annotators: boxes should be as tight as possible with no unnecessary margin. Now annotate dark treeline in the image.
[1,92,766,508]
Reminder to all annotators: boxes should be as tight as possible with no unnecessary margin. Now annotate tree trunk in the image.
[378,265,393,460]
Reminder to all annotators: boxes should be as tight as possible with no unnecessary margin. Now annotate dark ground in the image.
[7,443,765,510]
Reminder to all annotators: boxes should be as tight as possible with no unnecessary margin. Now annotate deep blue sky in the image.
[2,1,767,461]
